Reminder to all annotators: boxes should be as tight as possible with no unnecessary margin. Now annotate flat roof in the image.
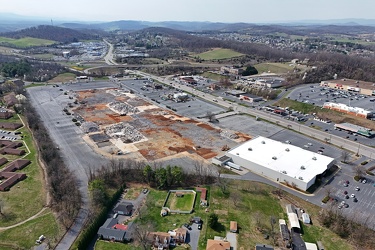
[227,136,334,184]
[323,79,375,90]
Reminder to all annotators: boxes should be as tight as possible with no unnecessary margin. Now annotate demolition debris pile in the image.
[105,122,144,143]
[108,101,139,115]
[220,130,239,140]
[81,122,100,133]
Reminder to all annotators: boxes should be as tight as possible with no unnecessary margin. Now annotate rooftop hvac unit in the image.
[285,148,290,152]
[248,147,252,151]
[299,177,304,180]
[236,153,239,155]
[282,171,287,174]
[312,156,317,160]
[300,166,306,170]
[261,141,265,144]
[272,156,277,160]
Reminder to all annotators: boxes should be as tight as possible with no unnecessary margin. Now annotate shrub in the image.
[322,196,330,203]
[354,175,360,181]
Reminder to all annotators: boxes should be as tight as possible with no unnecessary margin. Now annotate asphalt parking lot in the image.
[330,171,375,226]
[288,84,375,111]
[218,113,283,138]
[119,80,226,118]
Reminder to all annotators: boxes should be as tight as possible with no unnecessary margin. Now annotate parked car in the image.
[198,224,202,230]
[355,187,360,191]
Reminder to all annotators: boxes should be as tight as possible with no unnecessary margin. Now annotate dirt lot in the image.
[72,88,245,161]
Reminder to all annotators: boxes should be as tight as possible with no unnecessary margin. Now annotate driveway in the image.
[226,232,237,250]
[186,223,201,250]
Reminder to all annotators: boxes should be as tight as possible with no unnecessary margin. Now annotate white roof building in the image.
[226,136,335,191]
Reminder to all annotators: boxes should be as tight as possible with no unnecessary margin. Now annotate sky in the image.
[0,0,374,23]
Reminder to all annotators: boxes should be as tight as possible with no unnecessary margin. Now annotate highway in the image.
[135,71,375,159]
[103,39,118,66]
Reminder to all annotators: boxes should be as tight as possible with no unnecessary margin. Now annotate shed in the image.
[305,242,318,250]
[302,213,311,224]
[287,213,300,229]
[230,221,237,233]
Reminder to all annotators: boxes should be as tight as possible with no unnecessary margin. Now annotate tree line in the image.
[22,99,82,228]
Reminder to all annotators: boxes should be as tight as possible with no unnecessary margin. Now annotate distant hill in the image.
[1,25,100,43]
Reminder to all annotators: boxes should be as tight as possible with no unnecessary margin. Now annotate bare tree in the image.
[206,111,216,122]
[133,223,155,250]
[0,199,4,217]
[324,186,333,198]
[230,191,241,208]
[353,165,366,178]
[341,151,350,163]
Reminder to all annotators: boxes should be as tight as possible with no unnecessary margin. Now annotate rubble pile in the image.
[105,122,144,143]
[108,101,139,115]
[81,122,99,133]
[220,130,239,140]
[106,89,129,96]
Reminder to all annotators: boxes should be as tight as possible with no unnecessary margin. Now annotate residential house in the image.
[97,218,133,242]
[148,232,171,250]
[206,239,231,250]
[0,159,30,191]
[3,93,18,107]
[0,122,23,130]
[0,111,13,119]
[113,202,133,216]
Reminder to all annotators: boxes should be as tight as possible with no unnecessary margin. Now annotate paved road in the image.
[187,223,201,250]
[103,39,117,66]
[27,86,109,250]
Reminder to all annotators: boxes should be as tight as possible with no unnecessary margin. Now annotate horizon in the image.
[0,0,374,23]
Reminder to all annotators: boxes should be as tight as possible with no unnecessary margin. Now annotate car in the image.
[341,201,346,205]
[197,224,202,230]
[307,142,313,146]
[351,194,355,198]
[355,186,360,191]
[345,195,349,199]
[183,223,191,230]
[344,191,348,195]
[338,204,343,209]
[142,188,148,194]
[362,179,367,184]
[343,183,348,187]
[353,197,358,202]
[285,140,291,144]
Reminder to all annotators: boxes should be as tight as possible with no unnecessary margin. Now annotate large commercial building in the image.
[323,102,373,119]
[223,136,335,191]
[320,78,375,96]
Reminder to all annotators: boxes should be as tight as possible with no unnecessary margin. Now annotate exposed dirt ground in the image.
[72,89,247,161]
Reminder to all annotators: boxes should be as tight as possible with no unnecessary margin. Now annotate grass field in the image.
[0,37,56,48]
[0,210,62,249]
[195,48,243,60]
[95,240,141,250]
[165,192,195,211]
[48,72,77,83]
[201,72,225,81]
[31,53,55,60]
[0,115,46,227]
[254,62,294,74]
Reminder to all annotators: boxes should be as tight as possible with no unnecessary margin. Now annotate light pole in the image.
[356,142,361,157]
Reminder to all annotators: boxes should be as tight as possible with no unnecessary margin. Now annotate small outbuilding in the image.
[302,213,311,224]
[230,221,237,233]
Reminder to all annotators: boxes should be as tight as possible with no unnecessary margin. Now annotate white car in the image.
[350,194,355,198]
[285,140,291,144]
[355,187,360,191]
[362,179,367,184]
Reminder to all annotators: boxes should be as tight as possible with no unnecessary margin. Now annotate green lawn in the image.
[48,72,77,83]
[0,115,46,227]
[301,223,352,250]
[31,53,55,60]
[195,48,243,60]
[0,37,56,48]
[95,240,140,250]
[200,72,224,81]
[0,210,62,249]
[165,192,195,211]
[254,62,294,74]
